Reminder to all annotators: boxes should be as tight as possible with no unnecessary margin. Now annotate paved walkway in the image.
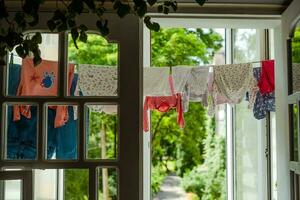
[153,174,188,200]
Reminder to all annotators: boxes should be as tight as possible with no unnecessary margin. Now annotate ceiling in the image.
[177,0,292,5]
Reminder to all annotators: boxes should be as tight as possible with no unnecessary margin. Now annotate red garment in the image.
[13,58,75,128]
[143,75,184,132]
[258,60,275,95]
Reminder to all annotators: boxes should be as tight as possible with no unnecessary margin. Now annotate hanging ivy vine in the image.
[0,0,206,66]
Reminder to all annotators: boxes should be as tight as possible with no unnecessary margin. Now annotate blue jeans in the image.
[7,64,78,160]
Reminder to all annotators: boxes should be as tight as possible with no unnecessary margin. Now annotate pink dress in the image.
[13,58,75,128]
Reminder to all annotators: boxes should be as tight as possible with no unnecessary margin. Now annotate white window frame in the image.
[142,15,283,200]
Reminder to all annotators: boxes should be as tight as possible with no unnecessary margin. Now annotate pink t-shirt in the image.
[13,58,75,128]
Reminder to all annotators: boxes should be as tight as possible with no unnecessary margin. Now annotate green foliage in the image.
[176,103,208,176]
[151,28,223,66]
[292,27,300,63]
[88,111,117,159]
[64,169,89,200]
[151,165,167,196]
[182,119,226,200]
[0,0,208,65]
[69,34,118,66]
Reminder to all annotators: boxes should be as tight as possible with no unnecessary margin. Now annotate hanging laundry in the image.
[78,64,118,96]
[207,71,228,116]
[172,66,192,112]
[7,64,78,160]
[187,67,210,102]
[253,67,275,120]
[258,60,275,94]
[78,64,118,114]
[144,67,172,96]
[213,63,256,105]
[292,63,300,92]
[143,75,184,132]
[13,58,75,128]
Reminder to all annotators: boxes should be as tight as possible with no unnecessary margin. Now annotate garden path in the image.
[153,174,188,200]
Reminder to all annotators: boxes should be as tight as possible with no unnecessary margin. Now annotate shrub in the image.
[151,165,167,196]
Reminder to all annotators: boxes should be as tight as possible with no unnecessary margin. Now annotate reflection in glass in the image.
[293,104,299,161]
[86,104,118,160]
[0,180,22,200]
[34,169,58,200]
[46,105,78,160]
[68,33,119,97]
[233,29,260,63]
[4,104,38,160]
[292,21,300,93]
[233,29,261,199]
[98,168,118,200]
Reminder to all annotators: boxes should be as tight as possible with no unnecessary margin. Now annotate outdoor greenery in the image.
[150,28,226,199]
[66,28,226,200]
[292,27,300,63]
[182,119,226,200]
[0,0,207,66]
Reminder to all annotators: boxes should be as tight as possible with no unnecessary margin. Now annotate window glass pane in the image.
[292,104,298,161]
[98,168,118,200]
[67,33,118,97]
[292,21,300,93]
[235,100,261,199]
[233,29,262,200]
[149,28,226,200]
[46,104,78,160]
[86,104,118,160]
[64,169,89,199]
[233,29,260,63]
[0,180,22,200]
[4,104,38,160]
[6,33,60,97]
[34,169,58,200]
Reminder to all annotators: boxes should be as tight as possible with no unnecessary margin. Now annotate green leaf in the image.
[79,31,88,43]
[32,32,42,44]
[147,0,157,6]
[157,5,163,13]
[33,54,42,66]
[47,19,56,31]
[115,2,131,18]
[69,0,84,14]
[195,0,206,6]
[57,22,68,32]
[96,7,105,17]
[16,45,26,58]
[144,16,160,32]
[163,7,169,14]
[67,19,76,28]
[79,24,88,32]
[96,20,109,36]
[71,28,79,49]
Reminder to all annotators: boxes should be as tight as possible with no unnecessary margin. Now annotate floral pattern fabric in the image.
[213,63,256,105]
[253,67,275,120]
[78,64,118,113]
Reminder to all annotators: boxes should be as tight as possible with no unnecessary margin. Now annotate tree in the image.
[150,28,224,196]
[68,34,118,66]
[151,28,223,66]
[182,119,226,200]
